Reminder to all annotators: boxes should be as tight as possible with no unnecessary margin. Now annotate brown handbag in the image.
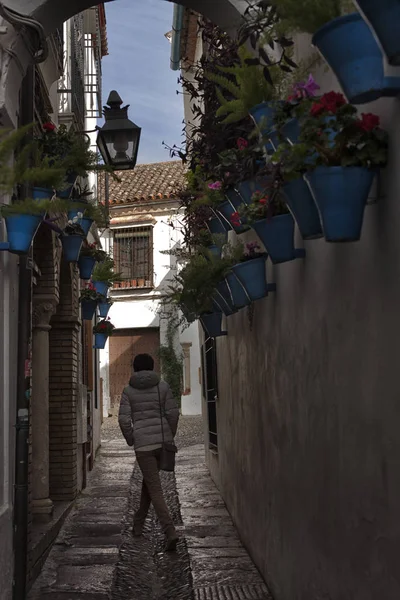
[157,384,177,472]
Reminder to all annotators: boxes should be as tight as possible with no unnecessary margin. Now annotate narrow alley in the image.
[28,416,272,600]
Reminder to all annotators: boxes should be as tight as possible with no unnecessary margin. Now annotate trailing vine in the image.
[158,315,184,407]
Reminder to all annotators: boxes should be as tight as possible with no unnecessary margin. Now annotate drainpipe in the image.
[170,4,184,71]
[13,65,34,600]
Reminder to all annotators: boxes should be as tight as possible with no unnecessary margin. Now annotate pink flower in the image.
[208,181,222,190]
[237,137,248,151]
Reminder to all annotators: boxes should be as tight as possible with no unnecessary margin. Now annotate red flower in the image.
[237,137,248,151]
[310,102,325,117]
[230,211,241,226]
[43,122,56,132]
[357,113,380,132]
[258,196,268,205]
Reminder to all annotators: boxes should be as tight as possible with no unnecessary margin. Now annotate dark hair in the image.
[133,353,154,372]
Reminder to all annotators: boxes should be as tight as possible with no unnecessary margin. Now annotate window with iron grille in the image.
[113,226,154,288]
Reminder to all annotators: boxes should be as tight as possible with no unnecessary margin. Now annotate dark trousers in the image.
[135,448,175,534]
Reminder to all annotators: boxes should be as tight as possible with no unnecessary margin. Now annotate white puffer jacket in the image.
[118,371,179,450]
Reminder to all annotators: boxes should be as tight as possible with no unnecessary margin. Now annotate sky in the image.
[101,0,184,165]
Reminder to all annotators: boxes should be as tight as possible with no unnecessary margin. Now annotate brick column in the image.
[31,298,57,516]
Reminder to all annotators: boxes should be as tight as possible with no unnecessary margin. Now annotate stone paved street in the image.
[28,416,272,600]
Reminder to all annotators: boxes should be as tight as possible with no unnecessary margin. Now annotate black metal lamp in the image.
[97,90,141,170]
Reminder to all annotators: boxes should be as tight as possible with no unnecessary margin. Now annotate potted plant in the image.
[91,256,121,296]
[302,103,388,241]
[228,241,276,302]
[79,283,105,321]
[196,229,227,260]
[78,243,107,280]
[93,317,115,349]
[238,181,306,264]
[68,184,109,235]
[272,142,323,240]
[354,0,400,66]
[60,213,85,262]
[200,309,227,338]
[0,199,47,254]
[98,298,113,319]
[271,0,400,104]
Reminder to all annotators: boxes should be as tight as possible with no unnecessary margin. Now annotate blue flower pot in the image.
[78,255,96,280]
[217,201,237,232]
[81,300,97,321]
[67,210,94,236]
[4,214,42,254]
[33,187,53,201]
[283,178,323,240]
[216,281,237,315]
[207,216,227,235]
[225,272,250,308]
[252,214,306,264]
[237,177,271,206]
[304,166,375,242]
[268,129,281,152]
[208,244,222,259]
[355,0,400,66]
[92,280,109,296]
[232,256,275,301]
[312,12,400,104]
[98,301,112,318]
[200,312,227,338]
[61,234,84,262]
[249,101,281,134]
[59,173,77,198]
[94,333,108,349]
[281,118,301,145]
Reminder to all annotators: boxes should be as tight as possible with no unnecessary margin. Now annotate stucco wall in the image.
[205,35,400,600]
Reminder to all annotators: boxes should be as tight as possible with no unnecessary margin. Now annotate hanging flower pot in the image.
[216,280,237,315]
[59,172,77,199]
[252,214,306,264]
[354,0,400,66]
[208,244,222,259]
[217,201,238,232]
[237,177,271,206]
[78,255,96,280]
[4,214,42,254]
[249,101,281,135]
[92,280,110,296]
[207,215,227,235]
[33,187,53,201]
[94,333,108,349]
[98,301,112,318]
[312,13,400,104]
[213,289,237,317]
[231,256,276,302]
[283,178,323,240]
[81,300,97,321]
[304,166,375,242]
[225,271,251,309]
[67,210,93,237]
[281,118,301,145]
[200,312,227,338]
[61,234,84,262]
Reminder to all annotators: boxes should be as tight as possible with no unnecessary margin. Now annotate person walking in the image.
[118,353,180,551]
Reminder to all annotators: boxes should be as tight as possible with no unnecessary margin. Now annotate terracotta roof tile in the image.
[99,161,186,206]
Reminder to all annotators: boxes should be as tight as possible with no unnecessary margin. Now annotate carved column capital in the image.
[32,296,58,331]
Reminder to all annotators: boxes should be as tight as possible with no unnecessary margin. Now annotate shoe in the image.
[165,533,178,552]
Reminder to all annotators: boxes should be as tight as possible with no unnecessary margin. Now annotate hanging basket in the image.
[81,300,97,321]
[312,12,400,104]
[252,214,305,264]
[67,210,94,237]
[94,333,108,349]
[304,166,375,242]
[4,214,42,254]
[200,312,227,338]
[98,301,112,318]
[92,280,110,296]
[283,178,323,240]
[225,271,251,309]
[231,256,275,302]
[354,0,400,66]
[61,234,84,262]
[78,255,96,280]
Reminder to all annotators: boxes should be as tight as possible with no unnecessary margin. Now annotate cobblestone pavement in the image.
[28,416,272,600]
